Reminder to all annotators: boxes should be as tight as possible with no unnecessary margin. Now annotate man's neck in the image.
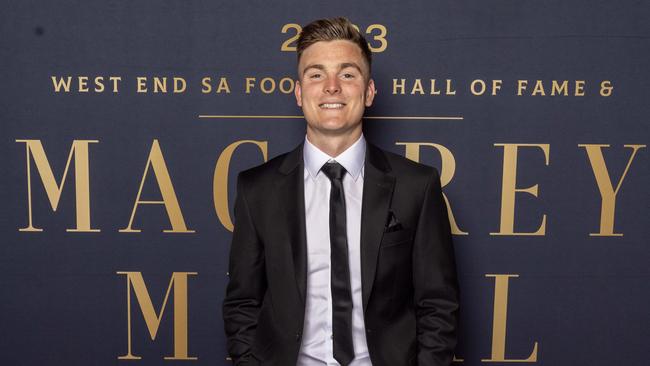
[306,128,362,157]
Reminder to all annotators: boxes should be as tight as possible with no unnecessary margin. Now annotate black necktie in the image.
[321,161,354,366]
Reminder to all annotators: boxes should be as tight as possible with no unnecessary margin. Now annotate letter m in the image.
[16,139,99,232]
[117,271,198,360]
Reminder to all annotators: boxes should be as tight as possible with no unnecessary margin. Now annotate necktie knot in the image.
[321,161,346,181]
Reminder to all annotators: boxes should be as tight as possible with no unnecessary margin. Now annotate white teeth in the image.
[320,103,344,109]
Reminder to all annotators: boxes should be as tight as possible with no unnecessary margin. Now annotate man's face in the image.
[295,40,375,138]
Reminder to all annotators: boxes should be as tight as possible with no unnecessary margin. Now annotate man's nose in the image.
[324,77,341,94]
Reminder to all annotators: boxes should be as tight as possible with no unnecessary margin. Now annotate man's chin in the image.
[320,119,353,131]
[310,124,362,138]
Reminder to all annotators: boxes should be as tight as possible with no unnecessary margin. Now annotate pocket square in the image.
[385,210,403,232]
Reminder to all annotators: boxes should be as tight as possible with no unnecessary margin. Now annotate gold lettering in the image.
[217,77,231,93]
[599,80,613,97]
[201,77,212,93]
[470,79,486,96]
[109,76,121,92]
[429,79,441,95]
[174,77,186,93]
[491,80,502,95]
[16,139,100,232]
[120,139,194,233]
[213,140,268,231]
[136,77,147,93]
[280,23,301,52]
[153,77,167,93]
[579,144,646,236]
[446,79,456,95]
[491,144,549,236]
[117,271,198,360]
[574,80,585,96]
[392,78,405,95]
[94,76,105,92]
[410,79,424,95]
[78,76,89,92]
[245,77,256,94]
[551,80,568,96]
[531,80,545,96]
[202,77,231,94]
[396,142,467,235]
[365,24,388,52]
[482,274,538,362]
[516,80,528,96]
[278,77,294,94]
[51,76,72,92]
[260,77,276,94]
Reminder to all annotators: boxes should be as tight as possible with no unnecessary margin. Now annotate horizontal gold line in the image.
[198,115,463,120]
[199,115,304,119]
[364,116,463,120]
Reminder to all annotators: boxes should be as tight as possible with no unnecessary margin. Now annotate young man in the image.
[223,17,459,366]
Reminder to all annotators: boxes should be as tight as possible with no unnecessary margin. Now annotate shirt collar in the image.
[303,134,366,181]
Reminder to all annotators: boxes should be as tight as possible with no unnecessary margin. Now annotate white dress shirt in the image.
[297,134,372,366]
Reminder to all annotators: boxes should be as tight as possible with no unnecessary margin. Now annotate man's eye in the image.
[310,74,321,79]
[342,73,355,79]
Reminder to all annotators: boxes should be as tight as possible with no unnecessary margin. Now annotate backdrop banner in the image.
[2,1,648,365]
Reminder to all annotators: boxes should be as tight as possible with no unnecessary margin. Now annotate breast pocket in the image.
[380,228,414,248]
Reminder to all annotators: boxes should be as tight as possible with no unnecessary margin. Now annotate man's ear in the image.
[295,79,302,107]
[365,78,376,107]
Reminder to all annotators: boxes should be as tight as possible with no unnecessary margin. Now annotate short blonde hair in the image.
[296,17,372,75]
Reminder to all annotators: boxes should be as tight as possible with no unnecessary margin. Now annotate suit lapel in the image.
[361,143,395,312]
[276,144,307,306]
[275,142,395,311]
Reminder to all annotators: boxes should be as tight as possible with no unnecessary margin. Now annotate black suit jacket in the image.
[223,142,459,366]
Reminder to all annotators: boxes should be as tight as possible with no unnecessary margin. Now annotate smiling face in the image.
[295,40,376,141]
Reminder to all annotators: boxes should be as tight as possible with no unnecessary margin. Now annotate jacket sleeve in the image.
[412,169,460,365]
[223,173,267,365]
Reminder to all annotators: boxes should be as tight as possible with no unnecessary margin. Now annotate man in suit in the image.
[223,17,459,366]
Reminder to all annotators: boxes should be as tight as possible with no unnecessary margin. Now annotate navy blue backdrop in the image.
[2,1,648,365]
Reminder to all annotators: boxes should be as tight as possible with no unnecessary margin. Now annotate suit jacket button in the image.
[295,332,301,342]
[366,328,372,334]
